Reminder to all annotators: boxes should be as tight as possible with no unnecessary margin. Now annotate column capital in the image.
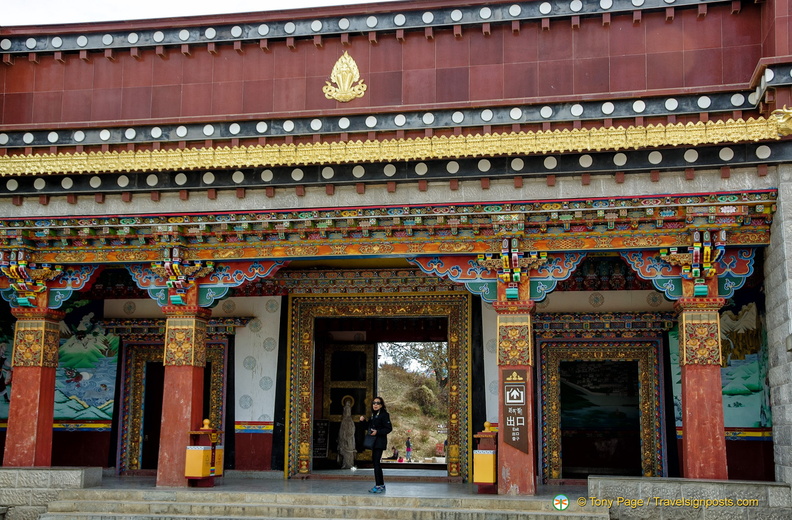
[493,300,535,315]
[674,297,726,314]
[162,306,212,320]
[10,307,65,321]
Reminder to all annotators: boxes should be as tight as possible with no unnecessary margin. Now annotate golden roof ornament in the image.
[772,105,792,136]
[323,51,367,103]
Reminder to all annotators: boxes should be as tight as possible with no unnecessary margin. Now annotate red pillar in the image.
[3,308,64,467]
[156,306,210,487]
[494,300,536,495]
[675,297,728,479]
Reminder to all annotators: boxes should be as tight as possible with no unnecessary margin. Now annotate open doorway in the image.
[286,294,471,480]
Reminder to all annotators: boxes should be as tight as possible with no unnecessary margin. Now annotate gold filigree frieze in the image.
[0,117,784,177]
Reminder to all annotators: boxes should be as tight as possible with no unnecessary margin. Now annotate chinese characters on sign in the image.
[503,370,529,453]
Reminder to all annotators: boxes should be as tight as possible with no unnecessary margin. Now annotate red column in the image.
[494,300,536,495]
[675,297,728,479]
[156,306,210,487]
[3,308,64,467]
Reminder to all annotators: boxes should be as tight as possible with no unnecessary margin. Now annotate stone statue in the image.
[337,397,357,469]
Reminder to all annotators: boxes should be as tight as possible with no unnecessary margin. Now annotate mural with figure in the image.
[670,300,771,429]
[54,301,118,421]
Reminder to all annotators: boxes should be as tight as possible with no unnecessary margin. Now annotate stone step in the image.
[40,489,609,520]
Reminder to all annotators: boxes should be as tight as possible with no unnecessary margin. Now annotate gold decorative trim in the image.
[0,117,783,176]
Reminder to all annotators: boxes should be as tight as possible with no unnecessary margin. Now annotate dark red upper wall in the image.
[0,3,764,128]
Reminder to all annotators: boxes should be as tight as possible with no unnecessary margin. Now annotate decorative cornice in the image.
[0,117,784,177]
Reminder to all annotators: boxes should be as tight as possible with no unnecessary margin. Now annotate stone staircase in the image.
[39,488,609,520]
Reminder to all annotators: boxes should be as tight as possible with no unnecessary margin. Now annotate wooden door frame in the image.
[285,293,471,479]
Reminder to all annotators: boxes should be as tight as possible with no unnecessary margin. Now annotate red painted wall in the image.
[0,4,764,128]
[51,431,112,467]
[677,438,774,481]
[234,433,273,470]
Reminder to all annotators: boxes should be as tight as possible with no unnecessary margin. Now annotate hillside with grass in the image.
[377,362,449,460]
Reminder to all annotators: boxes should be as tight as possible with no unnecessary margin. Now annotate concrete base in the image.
[589,476,792,519]
[0,467,101,520]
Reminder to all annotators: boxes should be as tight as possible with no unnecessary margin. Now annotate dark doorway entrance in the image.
[140,361,164,469]
[559,360,642,478]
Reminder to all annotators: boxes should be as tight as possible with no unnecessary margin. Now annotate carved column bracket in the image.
[674,297,726,366]
[162,306,212,367]
[10,307,65,368]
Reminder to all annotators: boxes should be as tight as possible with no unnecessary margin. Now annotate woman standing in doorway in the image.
[360,396,392,493]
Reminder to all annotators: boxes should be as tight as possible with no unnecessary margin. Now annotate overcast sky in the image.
[3,0,400,27]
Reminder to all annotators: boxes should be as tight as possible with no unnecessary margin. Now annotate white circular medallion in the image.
[697,96,712,109]
[283,120,295,132]
[365,116,377,128]
[90,176,102,188]
[77,35,89,47]
[338,19,350,30]
[511,158,525,171]
[452,111,465,124]
[481,109,493,122]
[75,131,86,142]
[310,119,322,131]
[47,132,59,143]
[339,117,350,130]
[632,0,645,6]
[353,165,366,178]
[117,175,130,188]
[175,173,188,185]
[23,133,34,144]
[451,10,463,22]
[394,114,407,127]
[601,102,615,115]
[540,106,553,119]
[579,155,593,168]
[26,38,37,49]
[544,156,558,169]
[146,174,158,187]
[415,163,428,175]
[633,100,646,113]
[124,128,136,140]
[447,161,460,174]
[600,0,613,9]
[393,14,406,26]
[231,26,244,37]
[256,121,268,133]
[510,108,522,120]
[665,98,679,111]
[423,113,435,125]
[34,178,46,190]
[203,124,214,136]
[730,93,745,107]
[539,3,552,15]
[321,167,334,179]
[261,170,273,182]
[0,134,8,145]
[232,171,245,183]
[0,39,11,51]
[179,30,190,41]
[176,126,188,138]
[719,147,735,161]
[648,151,663,164]
[571,104,584,117]
[229,123,241,135]
[755,145,771,159]
[509,5,522,17]
[480,7,492,19]
[422,12,434,24]
[291,168,304,181]
[478,159,491,172]
[99,129,111,141]
[613,153,627,166]
[52,36,63,48]
[311,20,322,32]
[151,127,162,138]
[153,31,164,43]
[684,149,699,163]
[366,16,378,28]
[570,0,583,13]
[127,33,139,45]
[384,164,396,177]
[203,171,215,184]
[205,28,216,39]
[6,179,18,191]
[284,23,296,34]
[258,24,270,36]
[765,68,775,82]
[61,178,73,189]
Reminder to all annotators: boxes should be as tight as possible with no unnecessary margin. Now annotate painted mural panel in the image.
[669,301,771,428]
[54,302,119,421]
